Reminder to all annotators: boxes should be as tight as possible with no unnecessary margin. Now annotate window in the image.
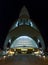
[11,36,38,48]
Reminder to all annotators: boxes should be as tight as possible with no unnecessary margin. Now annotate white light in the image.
[34,51,39,54]
[30,21,33,27]
[9,39,11,43]
[16,21,18,27]
[38,39,40,43]
[43,56,45,59]
[3,56,6,59]
[11,36,38,48]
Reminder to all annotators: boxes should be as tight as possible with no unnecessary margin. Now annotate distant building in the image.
[4,6,45,51]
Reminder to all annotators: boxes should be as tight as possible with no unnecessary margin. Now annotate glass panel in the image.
[11,36,38,48]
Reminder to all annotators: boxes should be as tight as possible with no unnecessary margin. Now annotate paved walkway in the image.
[0,54,48,65]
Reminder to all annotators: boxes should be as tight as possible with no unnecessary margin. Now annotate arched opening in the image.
[10,36,38,48]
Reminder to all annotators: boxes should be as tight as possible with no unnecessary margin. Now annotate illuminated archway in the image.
[10,36,38,48]
[4,6,45,51]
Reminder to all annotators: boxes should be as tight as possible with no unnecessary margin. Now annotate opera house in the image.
[3,6,46,55]
[0,6,48,65]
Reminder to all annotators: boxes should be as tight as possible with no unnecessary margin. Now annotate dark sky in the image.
[0,0,48,49]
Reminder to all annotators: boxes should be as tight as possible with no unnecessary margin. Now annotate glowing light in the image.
[15,21,18,27]
[3,56,6,59]
[30,21,33,27]
[9,51,14,54]
[9,39,11,43]
[38,39,40,43]
[43,56,45,59]
[34,51,40,54]
[7,49,14,56]
[11,36,38,48]
[21,48,27,51]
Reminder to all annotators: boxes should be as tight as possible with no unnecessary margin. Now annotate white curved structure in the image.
[11,36,38,48]
[4,6,45,50]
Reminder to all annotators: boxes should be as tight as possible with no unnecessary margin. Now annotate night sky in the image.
[0,0,48,50]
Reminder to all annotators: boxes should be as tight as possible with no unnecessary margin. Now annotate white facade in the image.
[11,36,38,48]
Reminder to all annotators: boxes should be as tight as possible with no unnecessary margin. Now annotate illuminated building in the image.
[4,6,45,52]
